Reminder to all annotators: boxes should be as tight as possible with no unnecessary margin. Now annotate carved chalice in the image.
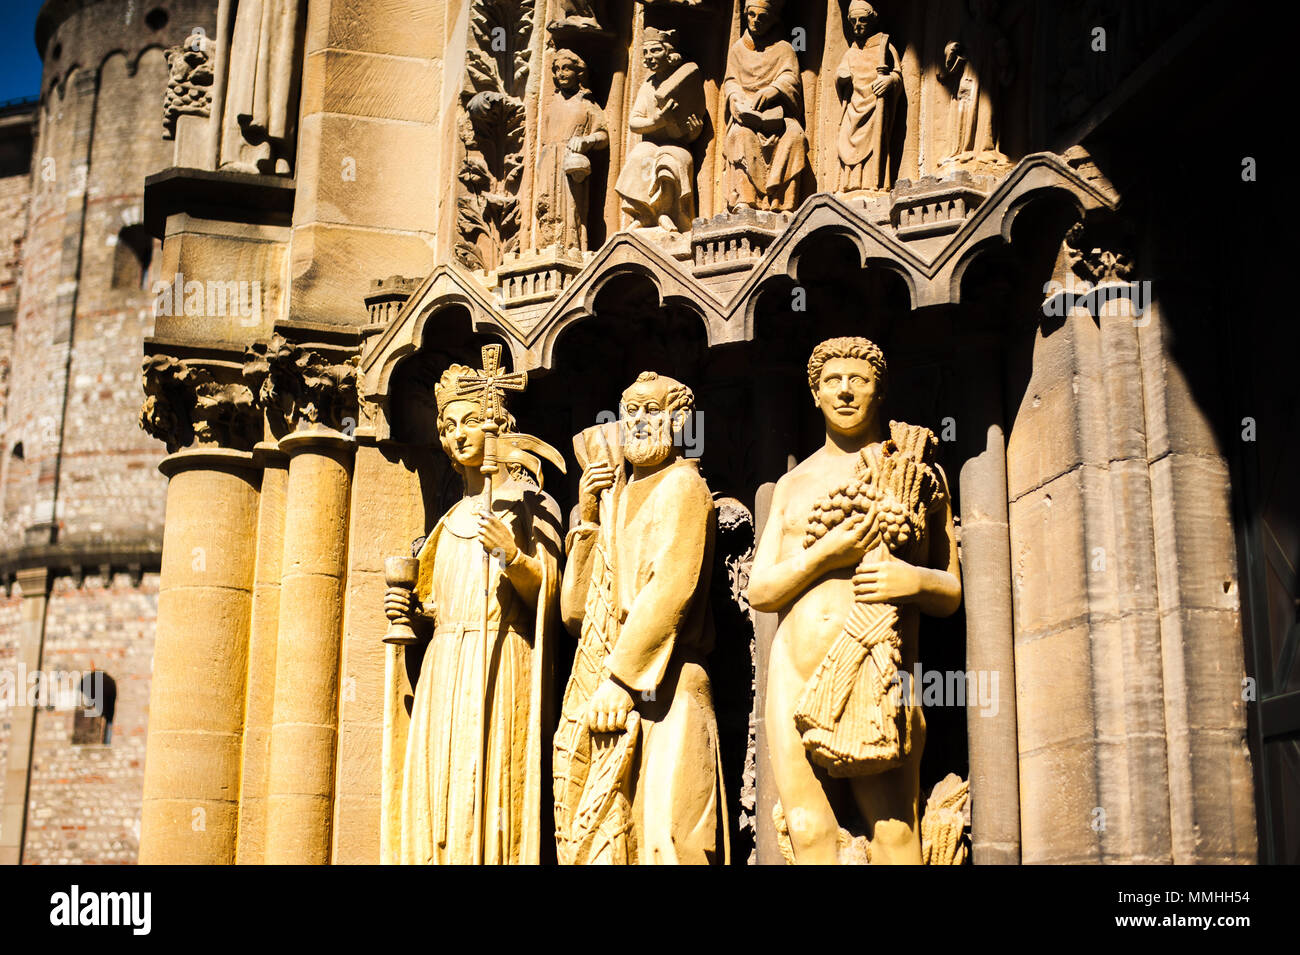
[382,556,420,646]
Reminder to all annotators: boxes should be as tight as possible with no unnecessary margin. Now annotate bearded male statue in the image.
[553,372,728,864]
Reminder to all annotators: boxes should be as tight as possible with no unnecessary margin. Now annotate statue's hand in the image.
[870,74,897,97]
[814,511,875,570]
[579,462,616,524]
[853,557,921,604]
[684,114,704,139]
[384,585,415,623]
[587,677,634,733]
[476,511,518,566]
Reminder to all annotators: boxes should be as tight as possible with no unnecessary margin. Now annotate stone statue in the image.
[748,338,962,864]
[220,0,306,174]
[554,373,727,864]
[384,356,565,864]
[535,50,610,251]
[548,0,606,33]
[939,0,1014,168]
[834,1,902,193]
[614,29,706,232]
[722,0,808,212]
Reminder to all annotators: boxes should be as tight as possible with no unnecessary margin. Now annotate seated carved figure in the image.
[614,29,706,232]
[748,338,962,864]
[722,0,808,211]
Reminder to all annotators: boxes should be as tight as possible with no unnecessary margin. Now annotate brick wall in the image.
[22,573,157,865]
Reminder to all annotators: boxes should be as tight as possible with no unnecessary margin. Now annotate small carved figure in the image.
[535,50,610,251]
[384,355,565,864]
[834,1,902,192]
[939,0,1014,168]
[615,29,706,232]
[554,372,727,864]
[722,0,808,211]
[549,0,606,32]
[748,338,962,864]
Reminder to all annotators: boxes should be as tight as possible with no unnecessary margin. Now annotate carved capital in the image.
[1064,220,1135,284]
[244,334,359,434]
[162,38,215,141]
[139,354,259,453]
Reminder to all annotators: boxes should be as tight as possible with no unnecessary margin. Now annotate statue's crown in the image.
[435,363,475,414]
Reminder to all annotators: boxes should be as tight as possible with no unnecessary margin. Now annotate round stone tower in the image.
[0,0,215,865]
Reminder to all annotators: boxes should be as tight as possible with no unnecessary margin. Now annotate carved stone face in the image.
[814,356,881,436]
[439,399,486,471]
[849,10,877,39]
[620,381,676,467]
[643,40,671,75]
[553,58,580,92]
[746,4,777,37]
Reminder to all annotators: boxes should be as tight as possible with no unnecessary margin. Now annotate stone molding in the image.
[359,151,1120,438]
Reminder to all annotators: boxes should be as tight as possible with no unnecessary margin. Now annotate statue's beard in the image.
[623,429,673,467]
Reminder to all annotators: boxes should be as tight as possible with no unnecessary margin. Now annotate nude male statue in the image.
[748,337,961,864]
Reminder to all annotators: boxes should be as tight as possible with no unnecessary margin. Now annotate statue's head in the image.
[619,371,695,468]
[552,48,588,93]
[745,0,783,37]
[847,0,878,38]
[642,28,682,75]
[435,363,517,473]
[806,336,887,436]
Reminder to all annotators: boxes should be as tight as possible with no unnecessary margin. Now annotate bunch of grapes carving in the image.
[793,422,944,777]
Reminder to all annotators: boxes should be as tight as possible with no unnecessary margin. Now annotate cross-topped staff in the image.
[456,343,527,863]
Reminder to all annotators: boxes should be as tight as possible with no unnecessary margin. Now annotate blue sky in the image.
[0,0,48,103]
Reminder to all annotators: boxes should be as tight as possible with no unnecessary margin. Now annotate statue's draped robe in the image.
[834,34,900,191]
[614,65,703,230]
[221,0,304,173]
[561,459,728,864]
[947,18,1006,160]
[400,482,560,864]
[722,32,807,210]
[535,90,608,250]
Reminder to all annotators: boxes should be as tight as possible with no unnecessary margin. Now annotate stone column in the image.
[139,449,260,864]
[263,429,354,864]
[235,443,289,864]
[0,569,51,865]
[956,348,1020,865]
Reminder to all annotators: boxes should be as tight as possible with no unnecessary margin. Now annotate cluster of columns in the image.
[139,432,354,865]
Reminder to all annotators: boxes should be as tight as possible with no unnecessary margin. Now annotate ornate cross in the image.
[456,343,527,425]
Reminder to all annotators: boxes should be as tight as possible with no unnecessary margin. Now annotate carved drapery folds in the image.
[219,0,307,176]
[455,0,538,271]
[162,36,215,141]
[243,334,359,435]
[139,355,259,454]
